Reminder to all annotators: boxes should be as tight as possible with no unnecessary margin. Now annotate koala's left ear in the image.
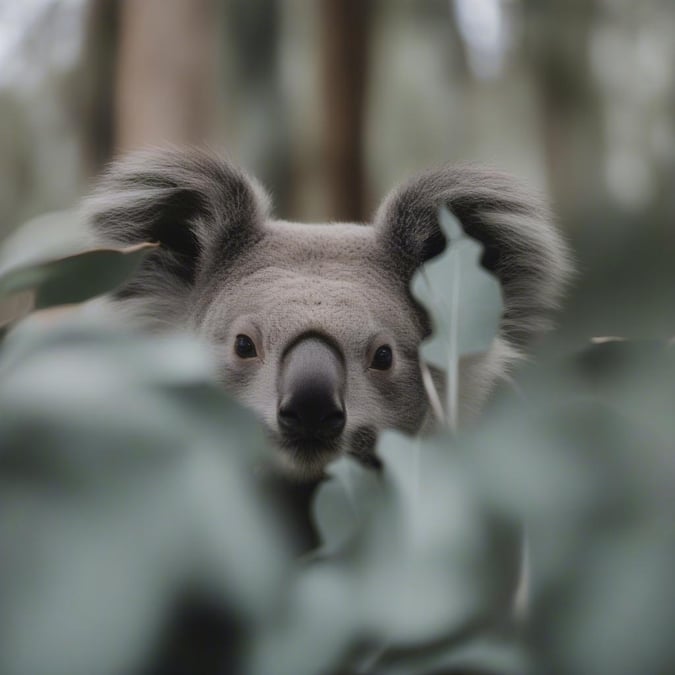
[374,166,573,348]
[86,147,271,291]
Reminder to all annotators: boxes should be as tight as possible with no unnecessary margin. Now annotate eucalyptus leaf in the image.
[0,319,290,675]
[412,206,502,363]
[375,628,531,675]
[357,430,520,645]
[257,430,521,675]
[0,242,157,328]
[464,341,675,675]
[312,456,383,556]
[0,208,89,276]
[411,206,503,425]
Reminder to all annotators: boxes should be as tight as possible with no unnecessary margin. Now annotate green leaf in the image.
[251,431,521,675]
[0,319,290,675]
[311,455,383,556]
[0,242,157,328]
[465,341,675,675]
[411,206,503,427]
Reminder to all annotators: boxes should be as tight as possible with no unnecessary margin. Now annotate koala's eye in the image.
[235,334,257,359]
[370,345,393,371]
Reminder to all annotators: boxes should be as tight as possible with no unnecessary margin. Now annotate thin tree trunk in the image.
[80,0,119,175]
[523,0,606,227]
[319,0,373,222]
[115,0,219,154]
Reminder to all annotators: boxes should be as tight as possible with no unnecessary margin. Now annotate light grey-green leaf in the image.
[0,319,289,675]
[411,206,502,364]
[0,242,156,328]
[411,207,503,426]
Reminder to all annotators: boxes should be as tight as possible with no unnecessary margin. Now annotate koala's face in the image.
[89,149,570,482]
[193,222,429,479]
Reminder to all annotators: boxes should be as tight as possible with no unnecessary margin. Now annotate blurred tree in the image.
[319,0,373,222]
[521,0,675,342]
[80,0,119,175]
[522,0,607,227]
[225,0,293,217]
[115,0,219,153]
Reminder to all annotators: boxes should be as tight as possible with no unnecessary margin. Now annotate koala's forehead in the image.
[225,220,388,285]
[258,220,379,269]
[198,220,420,347]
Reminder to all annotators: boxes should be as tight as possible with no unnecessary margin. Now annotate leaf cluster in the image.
[0,216,673,675]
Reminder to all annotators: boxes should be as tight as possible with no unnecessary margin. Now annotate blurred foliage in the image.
[412,206,503,426]
[0,318,291,675]
[0,207,673,675]
[0,2,673,672]
[2,0,673,232]
[0,243,156,330]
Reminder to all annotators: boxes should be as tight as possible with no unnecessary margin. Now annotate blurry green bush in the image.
[0,213,672,675]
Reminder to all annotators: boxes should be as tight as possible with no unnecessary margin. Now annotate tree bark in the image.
[115,0,219,154]
[523,0,606,227]
[319,0,373,222]
[80,0,119,175]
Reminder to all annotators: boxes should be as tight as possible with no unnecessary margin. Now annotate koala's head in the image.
[88,149,571,480]
[196,219,433,478]
[87,150,439,479]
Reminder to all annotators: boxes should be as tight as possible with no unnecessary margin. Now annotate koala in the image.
[86,148,572,480]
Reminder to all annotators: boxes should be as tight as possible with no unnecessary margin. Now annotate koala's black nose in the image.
[278,392,346,439]
[278,336,346,441]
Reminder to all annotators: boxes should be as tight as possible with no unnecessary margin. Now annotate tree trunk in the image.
[319,0,373,222]
[115,0,219,154]
[80,0,119,175]
[523,0,607,227]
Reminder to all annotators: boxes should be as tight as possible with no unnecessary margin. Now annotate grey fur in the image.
[374,165,574,348]
[86,147,573,479]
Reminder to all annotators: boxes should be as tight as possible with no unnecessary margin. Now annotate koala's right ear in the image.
[86,148,271,294]
[374,166,573,350]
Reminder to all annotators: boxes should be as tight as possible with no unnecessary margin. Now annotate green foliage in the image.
[412,206,502,426]
[0,319,291,675]
[413,206,502,363]
[0,243,156,329]
[0,217,673,675]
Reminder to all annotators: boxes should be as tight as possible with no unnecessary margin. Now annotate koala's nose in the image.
[278,391,346,439]
[278,336,346,440]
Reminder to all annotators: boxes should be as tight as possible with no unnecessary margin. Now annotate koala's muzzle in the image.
[277,336,346,442]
